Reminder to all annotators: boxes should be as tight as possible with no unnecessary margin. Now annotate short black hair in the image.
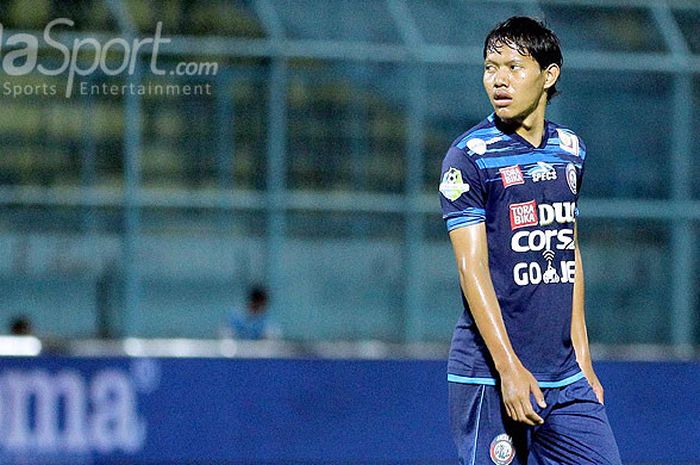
[10,315,31,335]
[484,16,563,101]
[248,286,268,303]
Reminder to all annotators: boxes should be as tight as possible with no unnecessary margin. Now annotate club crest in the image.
[566,163,577,194]
[489,434,515,465]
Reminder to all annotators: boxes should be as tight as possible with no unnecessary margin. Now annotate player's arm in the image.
[449,223,546,426]
[571,224,604,404]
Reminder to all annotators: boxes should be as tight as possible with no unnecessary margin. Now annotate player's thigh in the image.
[449,382,528,465]
[531,379,621,465]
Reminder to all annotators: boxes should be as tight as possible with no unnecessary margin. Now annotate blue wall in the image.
[0,357,697,464]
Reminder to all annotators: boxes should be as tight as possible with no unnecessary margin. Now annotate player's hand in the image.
[499,363,546,426]
[584,369,605,404]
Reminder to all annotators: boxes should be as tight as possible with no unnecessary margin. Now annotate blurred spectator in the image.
[226,286,281,340]
[9,315,32,336]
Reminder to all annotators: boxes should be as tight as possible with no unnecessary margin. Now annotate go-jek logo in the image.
[0,360,159,456]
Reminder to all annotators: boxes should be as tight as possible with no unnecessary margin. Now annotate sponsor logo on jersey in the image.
[529,161,557,183]
[511,229,575,253]
[539,201,576,226]
[509,200,576,230]
[499,165,525,188]
[566,163,577,194]
[509,200,538,230]
[542,249,561,283]
[556,128,580,156]
[466,138,487,155]
[509,200,577,286]
[489,434,515,465]
[513,252,576,286]
[439,167,470,201]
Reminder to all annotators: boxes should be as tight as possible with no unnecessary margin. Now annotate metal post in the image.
[266,59,288,326]
[387,0,428,342]
[669,75,694,352]
[254,0,289,330]
[349,65,371,238]
[652,2,695,352]
[121,61,144,337]
[106,0,143,337]
[404,64,426,343]
[216,69,234,189]
[80,77,97,233]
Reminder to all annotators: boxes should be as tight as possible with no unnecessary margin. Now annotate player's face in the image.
[483,43,554,124]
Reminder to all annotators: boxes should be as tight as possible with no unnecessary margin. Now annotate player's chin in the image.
[494,107,516,122]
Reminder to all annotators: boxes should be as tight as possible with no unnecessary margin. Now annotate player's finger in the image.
[531,382,547,408]
[514,402,536,426]
[522,400,544,425]
[594,386,604,404]
[504,402,516,421]
[510,402,521,422]
[506,402,518,421]
[526,411,544,425]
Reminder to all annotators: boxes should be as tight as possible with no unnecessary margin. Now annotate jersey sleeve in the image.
[577,137,587,196]
[439,146,486,232]
[573,136,587,219]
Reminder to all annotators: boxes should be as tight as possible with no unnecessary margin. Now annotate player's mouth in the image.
[492,90,513,107]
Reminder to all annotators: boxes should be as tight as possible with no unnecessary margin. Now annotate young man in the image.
[439,17,621,465]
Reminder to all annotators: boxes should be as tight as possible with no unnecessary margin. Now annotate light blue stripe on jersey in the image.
[443,208,486,219]
[470,386,486,465]
[446,216,485,231]
[448,374,497,385]
[445,208,486,231]
[538,371,585,388]
[475,153,567,170]
[447,371,585,388]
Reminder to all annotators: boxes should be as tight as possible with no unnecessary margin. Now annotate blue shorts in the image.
[449,377,621,465]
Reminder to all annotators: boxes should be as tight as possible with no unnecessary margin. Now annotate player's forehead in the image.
[484,40,535,63]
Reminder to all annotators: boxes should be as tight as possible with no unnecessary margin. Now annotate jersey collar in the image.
[493,114,551,150]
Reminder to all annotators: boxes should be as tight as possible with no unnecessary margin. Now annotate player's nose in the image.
[493,68,509,87]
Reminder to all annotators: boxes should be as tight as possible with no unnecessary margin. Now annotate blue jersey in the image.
[440,114,586,386]
[229,310,270,340]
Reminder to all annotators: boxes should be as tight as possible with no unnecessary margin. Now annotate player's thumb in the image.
[531,382,547,408]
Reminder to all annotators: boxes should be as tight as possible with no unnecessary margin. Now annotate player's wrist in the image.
[577,357,594,373]
[494,355,523,376]
[582,363,597,379]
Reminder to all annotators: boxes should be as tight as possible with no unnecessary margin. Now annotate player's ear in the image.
[542,63,560,92]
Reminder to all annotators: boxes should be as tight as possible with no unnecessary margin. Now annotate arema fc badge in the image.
[566,163,577,194]
[489,434,515,465]
[439,167,470,201]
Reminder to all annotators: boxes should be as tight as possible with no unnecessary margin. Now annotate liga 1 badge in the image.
[489,434,515,465]
[439,167,470,201]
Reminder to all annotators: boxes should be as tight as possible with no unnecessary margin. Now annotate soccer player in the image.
[439,17,621,465]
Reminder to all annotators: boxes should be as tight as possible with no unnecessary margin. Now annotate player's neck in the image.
[513,105,547,147]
